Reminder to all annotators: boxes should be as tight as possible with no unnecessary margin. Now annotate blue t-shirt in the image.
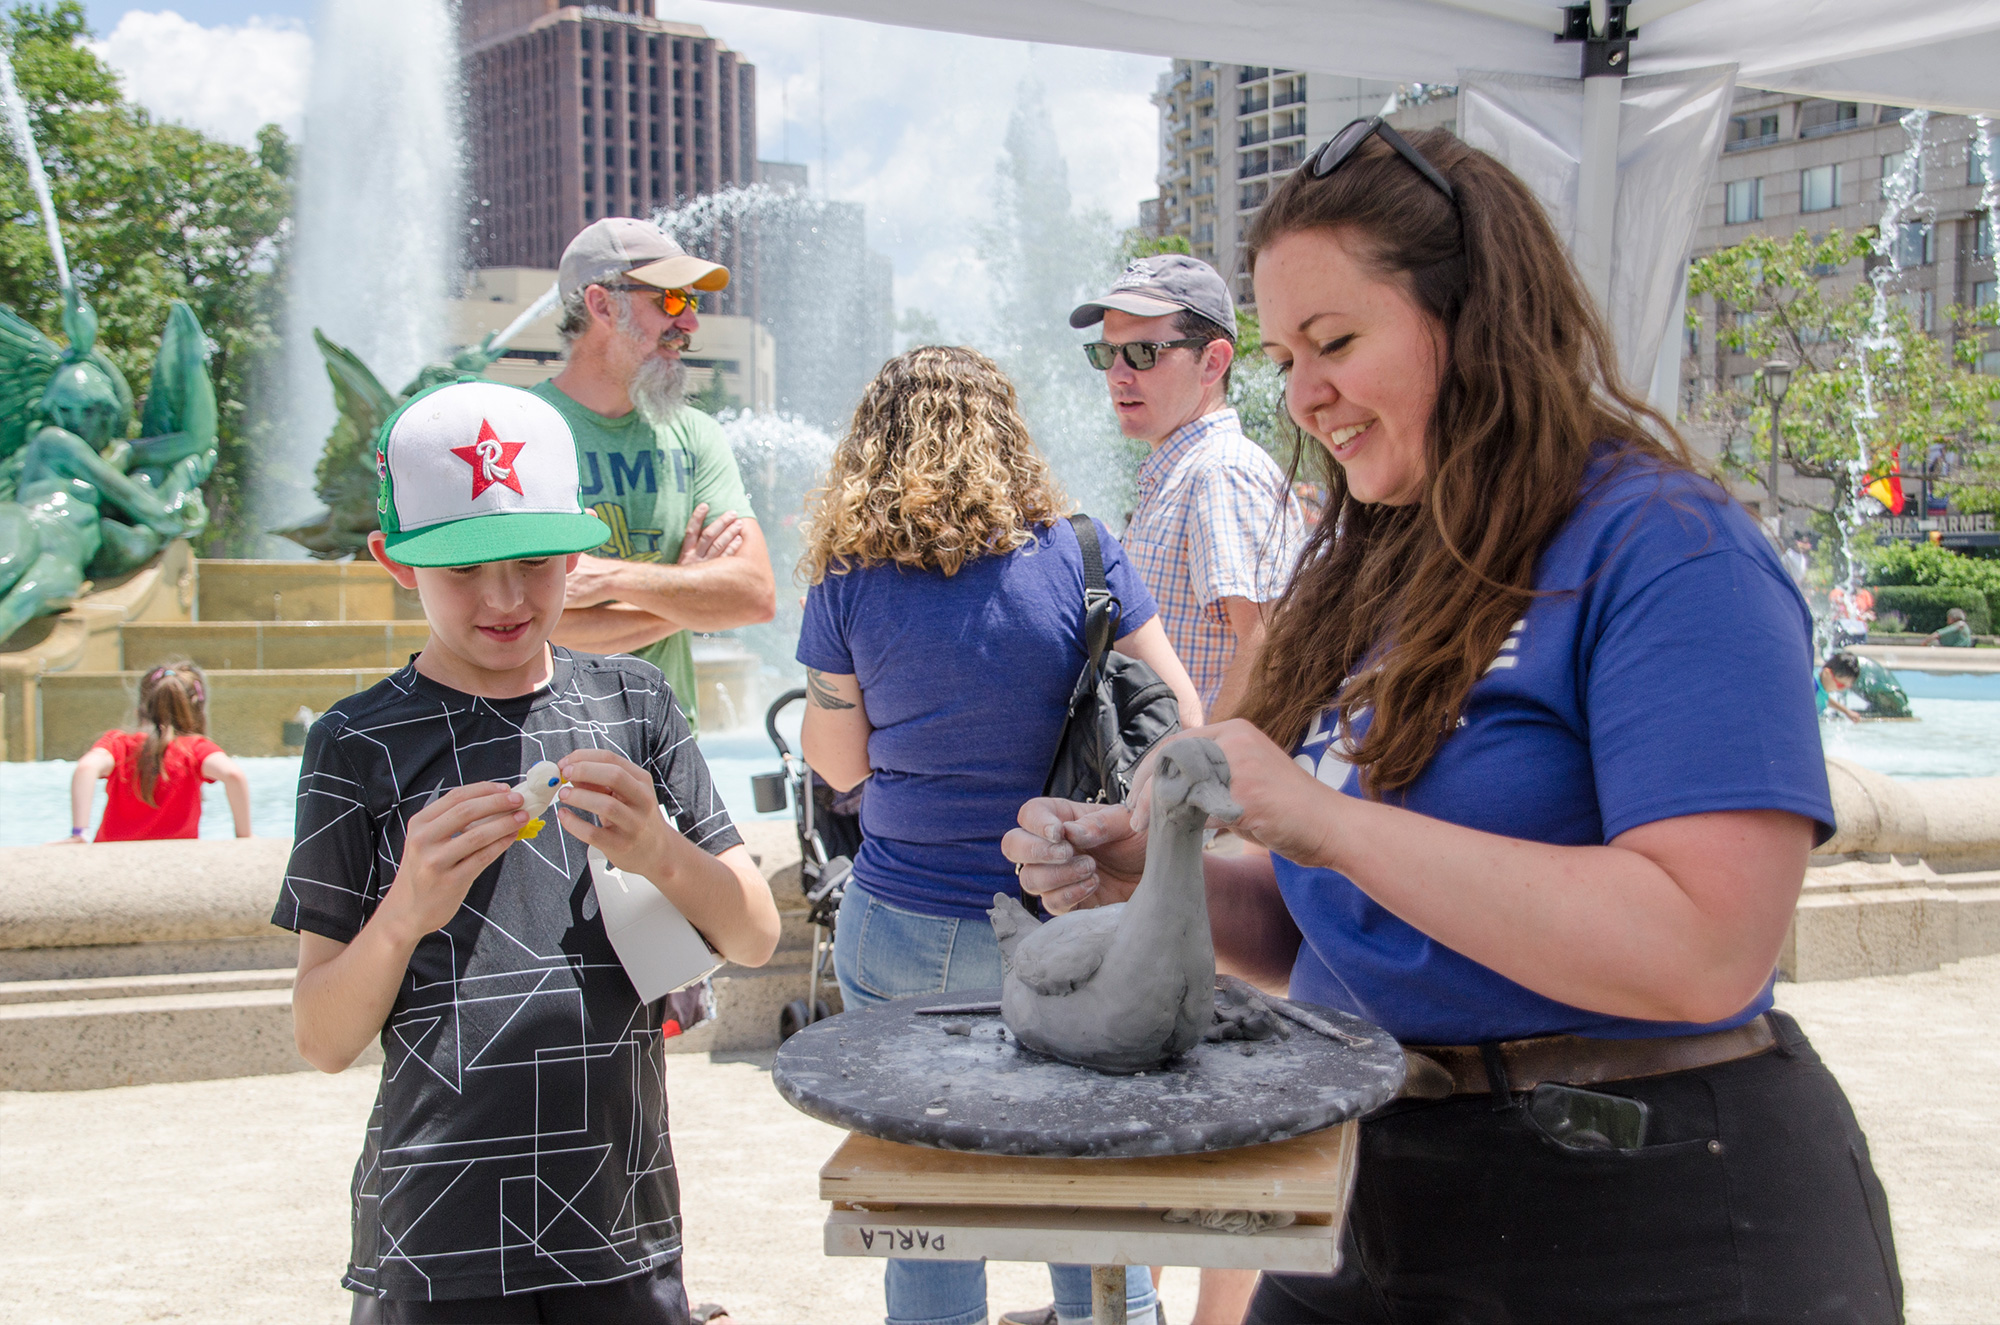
[797,518,1158,919]
[1280,449,1835,1044]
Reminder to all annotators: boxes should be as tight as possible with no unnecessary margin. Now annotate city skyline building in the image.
[1148,60,1399,307]
[460,0,759,271]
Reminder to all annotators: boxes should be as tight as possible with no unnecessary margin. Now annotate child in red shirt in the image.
[65,662,252,842]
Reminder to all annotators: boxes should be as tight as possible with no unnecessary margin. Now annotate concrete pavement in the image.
[3,957,1997,1324]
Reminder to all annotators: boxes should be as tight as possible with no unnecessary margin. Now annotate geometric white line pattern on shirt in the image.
[273,649,736,1301]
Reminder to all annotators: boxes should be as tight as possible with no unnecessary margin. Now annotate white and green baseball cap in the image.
[376,381,610,567]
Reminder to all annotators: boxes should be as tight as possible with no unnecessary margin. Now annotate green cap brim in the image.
[383,510,611,568]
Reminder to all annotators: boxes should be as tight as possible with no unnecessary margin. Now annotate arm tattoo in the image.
[807,668,856,711]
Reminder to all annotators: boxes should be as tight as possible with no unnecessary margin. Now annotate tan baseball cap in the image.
[557,217,730,301]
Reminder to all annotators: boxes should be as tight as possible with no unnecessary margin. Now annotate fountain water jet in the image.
[271,0,464,541]
[0,41,70,293]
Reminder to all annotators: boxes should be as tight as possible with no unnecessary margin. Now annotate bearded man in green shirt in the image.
[539,218,776,731]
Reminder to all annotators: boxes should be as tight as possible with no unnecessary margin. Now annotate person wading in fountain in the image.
[537,218,776,734]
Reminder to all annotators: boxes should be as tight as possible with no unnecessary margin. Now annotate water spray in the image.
[488,282,561,353]
[0,39,72,293]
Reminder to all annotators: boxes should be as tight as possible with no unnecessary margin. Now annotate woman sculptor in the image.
[1005,120,1902,1323]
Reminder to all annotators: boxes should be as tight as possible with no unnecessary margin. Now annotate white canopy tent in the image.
[715,0,2000,410]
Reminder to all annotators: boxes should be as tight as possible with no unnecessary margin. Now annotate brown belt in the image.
[1399,1014,1778,1100]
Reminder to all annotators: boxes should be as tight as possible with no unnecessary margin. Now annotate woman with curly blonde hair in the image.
[796,345,1195,1325]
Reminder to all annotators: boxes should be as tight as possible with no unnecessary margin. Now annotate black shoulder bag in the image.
[1041,515,1182,804]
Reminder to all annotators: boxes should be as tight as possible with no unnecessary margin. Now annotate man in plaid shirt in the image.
[1071,255,1305,720]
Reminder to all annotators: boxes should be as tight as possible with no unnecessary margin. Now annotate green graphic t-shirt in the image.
[531,382,754,733]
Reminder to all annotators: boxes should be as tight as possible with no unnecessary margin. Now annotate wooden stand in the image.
[817,1124,1360,1324]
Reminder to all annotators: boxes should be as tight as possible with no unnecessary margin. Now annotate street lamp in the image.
[1763,359,1794,540]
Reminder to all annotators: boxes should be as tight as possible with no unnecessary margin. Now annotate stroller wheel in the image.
[812,999,832,1023]
[779,999,813,1042]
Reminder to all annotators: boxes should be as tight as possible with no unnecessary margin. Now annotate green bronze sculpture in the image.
[277,330,502,559]
[0,288,217,642]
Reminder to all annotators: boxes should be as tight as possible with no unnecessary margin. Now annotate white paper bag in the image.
[589,846,724,1002]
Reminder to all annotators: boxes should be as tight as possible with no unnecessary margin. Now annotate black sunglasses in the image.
[1309,116,1455,201]
[1083,338,1210,372]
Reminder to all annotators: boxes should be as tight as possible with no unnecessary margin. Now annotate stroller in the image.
[754,689,864,1042]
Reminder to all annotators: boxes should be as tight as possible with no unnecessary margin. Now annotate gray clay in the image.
[989,738,1242,1074]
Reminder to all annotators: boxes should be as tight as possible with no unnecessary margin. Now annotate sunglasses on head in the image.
[606,283,700,317]
[1083,337,1210,372]
[1308,116,1455,201]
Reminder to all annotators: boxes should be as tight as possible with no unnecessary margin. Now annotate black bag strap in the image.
[1069,514,1120,670]
[1042,515,1123,800]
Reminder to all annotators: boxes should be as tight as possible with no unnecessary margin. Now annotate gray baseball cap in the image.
[557,217,730,302]
[1070,254,1237,336]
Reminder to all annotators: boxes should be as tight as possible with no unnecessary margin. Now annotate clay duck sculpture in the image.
[988,737,1242,1074]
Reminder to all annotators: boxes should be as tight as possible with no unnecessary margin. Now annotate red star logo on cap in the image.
[450,418,527,501]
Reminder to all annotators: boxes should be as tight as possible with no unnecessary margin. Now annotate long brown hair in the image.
[1238,129,1694,794]
[135,662,208,804]
[801,345,1068,581]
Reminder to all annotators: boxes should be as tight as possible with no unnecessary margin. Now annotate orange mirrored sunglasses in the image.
[608,283,699,317]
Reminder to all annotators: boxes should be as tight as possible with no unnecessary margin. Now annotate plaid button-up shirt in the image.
[1123,408,1306,711]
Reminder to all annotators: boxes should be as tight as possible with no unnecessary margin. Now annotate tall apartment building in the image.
[460,0,757,271]
[1149,61,1398,306]
[1693,94,1997,391]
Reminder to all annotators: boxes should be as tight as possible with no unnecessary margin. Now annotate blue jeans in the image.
[835,884,1160,1325]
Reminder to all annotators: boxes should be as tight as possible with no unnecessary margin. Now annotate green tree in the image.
[0,1,292,554]
[1687,228,2000,538]
[1114,229,1190,266]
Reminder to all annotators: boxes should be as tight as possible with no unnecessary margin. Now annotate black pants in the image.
[351,1259,690,1324]
[1248,1012,1902,1325]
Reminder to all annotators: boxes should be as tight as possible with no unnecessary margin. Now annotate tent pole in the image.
[1576,73,1620,315]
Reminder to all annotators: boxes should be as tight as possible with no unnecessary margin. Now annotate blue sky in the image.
[75,4,1165,333]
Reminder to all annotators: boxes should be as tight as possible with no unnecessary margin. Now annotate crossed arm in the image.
[550,504,777,655]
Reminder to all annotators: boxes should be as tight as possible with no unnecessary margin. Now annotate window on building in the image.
[1881,150,1925,198]
[605,173,618,194]
[650,150,660,170]
[651,177,661,199]
[584,171,594,193]
[1798,100,1859,138]
[649,95,658,114]
[675,152,684,172]
[628,64,638,84]
[601,30,614,52]
[581,57,592,79]
[694,100,704,120]
[648,37,658,58]
[649,123,658,143]
[582,145,593,165]
[1896,221,1935,266]
[650,67,658,87]
[604,117,614,137]
[1981,214,1995,257]
[628,33,638,56]
[1983,349,2000,376]
[1971,151,1994,187]
[1801,164,1840,213]
[586,200,596,219]
[629,92,638,112]
[584,116,593,137]
[582,87,592,108]
[673,40,683,58]
[1731,372,1757,394]
[695,71,705,92]
[1724,178,1763,224]
[1974,279,1997,312]
[675,125,684,145]
[1726,112,1781,149]
[1899,288,1935,331]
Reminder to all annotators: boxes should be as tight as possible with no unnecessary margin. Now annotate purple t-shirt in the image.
[1280,449,1835,1044]
[797,517,1157,919]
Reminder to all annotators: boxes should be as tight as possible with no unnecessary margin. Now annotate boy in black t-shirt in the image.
[274,381,780,1323]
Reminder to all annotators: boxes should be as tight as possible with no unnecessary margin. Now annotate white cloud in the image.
[90,10,311,146]
[664,2,1167,335]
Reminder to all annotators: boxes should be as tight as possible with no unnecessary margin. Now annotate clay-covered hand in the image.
[677,503,747,564]
[1002,797,1148,915]
[1129,720,1343,869]
[555,749,677,879]
[380,783,526,942]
